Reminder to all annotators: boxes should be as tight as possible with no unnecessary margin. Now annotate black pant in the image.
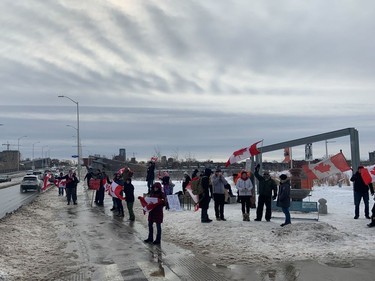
[148,221,161,242]
[240,196,251,214]
[96,186,105,205]
[256,195,272,221]
[66,187,77,204]
[115,198,124,215]
[147,179,154,193]
[213,193,225,219]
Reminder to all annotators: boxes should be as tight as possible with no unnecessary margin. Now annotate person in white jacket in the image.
[236,171,254,221]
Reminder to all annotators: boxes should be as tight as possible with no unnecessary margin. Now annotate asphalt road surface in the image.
[0,182,38,219]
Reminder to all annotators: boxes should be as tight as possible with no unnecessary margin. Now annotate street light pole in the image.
[58,95,81,179]
[325,140,336,159]
[41,145,48,170]
[32,141,40,170]
[17,135,27,171]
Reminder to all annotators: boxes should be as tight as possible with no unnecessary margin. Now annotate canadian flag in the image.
[185,177,199,204]
[225,140,262,167]
[302,152,351,180]
[138,196,163,213]
[55,178,66,188]
[361,165,375,185]
[42,173,53,191]
[110,181,125,200]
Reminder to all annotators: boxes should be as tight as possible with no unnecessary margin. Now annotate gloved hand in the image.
[272,195,277,200]
[255,164,260,172]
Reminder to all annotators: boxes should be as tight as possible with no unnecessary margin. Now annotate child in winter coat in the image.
[144,182,165,245]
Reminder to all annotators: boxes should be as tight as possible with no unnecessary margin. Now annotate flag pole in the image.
[290,147,293,169]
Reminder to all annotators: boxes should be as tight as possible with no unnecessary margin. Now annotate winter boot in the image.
[243,214,246,221]
[245,213,250,221]
[368,216,375,227]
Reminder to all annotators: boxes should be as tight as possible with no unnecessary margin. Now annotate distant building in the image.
[161,156,167,167]
[369,151,375,164]
[113,148,126,162]
[0,150,19,171]
[119,148,126,161]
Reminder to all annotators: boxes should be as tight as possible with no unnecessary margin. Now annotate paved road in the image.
[0,182,38,219]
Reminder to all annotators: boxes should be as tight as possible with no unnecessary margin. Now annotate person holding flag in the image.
[63,170,79,205]
[200,168,213,223]
[350,166,374,220]
[144,182,165,245]
[110,173,125,217]
[56,172,66,196]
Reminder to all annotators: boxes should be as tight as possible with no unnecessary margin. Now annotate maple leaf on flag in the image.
[303,152,351,180]
[233,148,247,157]
[313,163,332,173]
[226,140,262,167]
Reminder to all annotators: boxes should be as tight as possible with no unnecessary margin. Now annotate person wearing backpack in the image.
[200,168,213,223]
[211,168,228,221]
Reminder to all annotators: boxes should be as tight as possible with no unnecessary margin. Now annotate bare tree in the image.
[171,147,180,162]
[154,145,162,161]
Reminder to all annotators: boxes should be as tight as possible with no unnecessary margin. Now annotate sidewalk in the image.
[54,185,230,281]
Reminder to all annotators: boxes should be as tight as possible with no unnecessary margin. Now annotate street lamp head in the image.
[58,95,65,98]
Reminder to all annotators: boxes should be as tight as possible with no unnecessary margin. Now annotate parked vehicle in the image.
[20,175,42,193]
[32,171,44,180]
[0,175,11,183]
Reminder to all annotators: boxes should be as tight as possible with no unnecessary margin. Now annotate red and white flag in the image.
[150,156,158,162]
[110,181,125,200]
[42,173,53,191]
[225,140,262,167]
[185,177,199,204]
[138,196,163,213]
[361,165,375,185]
[302,152,351,180]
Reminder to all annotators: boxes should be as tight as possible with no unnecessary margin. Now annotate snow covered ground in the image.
[134,178,375,266]
[1,176,375,280]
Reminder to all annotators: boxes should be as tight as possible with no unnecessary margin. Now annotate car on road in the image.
[0,175,11,183]
[20,175,42,193]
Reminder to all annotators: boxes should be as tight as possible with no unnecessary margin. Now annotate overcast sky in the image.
[0,0,374,163]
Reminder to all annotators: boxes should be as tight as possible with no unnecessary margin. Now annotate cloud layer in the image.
[0,0,374,161]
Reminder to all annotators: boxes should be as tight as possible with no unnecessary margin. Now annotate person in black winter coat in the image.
[123,178,135,221]
[63,170,79,205]
[146,161,155,194]
[368,198,375,228]
[277,174,291,227]
[350,166,374,219]
[254,164,277,222]
[182,172,191,194]
[191,169,199,179]
[200,168,213,223]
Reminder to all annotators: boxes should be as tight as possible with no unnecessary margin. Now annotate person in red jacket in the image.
[144,182,165,245]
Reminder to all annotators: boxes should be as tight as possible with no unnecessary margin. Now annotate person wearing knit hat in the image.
[277,174,291,227]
